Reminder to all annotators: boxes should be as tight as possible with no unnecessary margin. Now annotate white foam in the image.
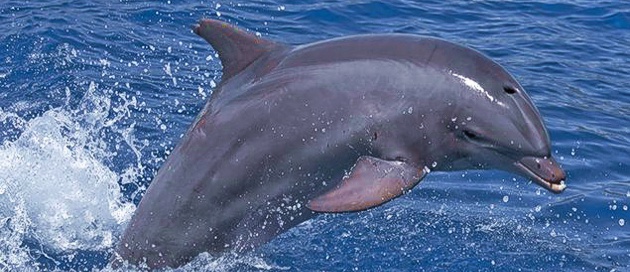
[0,85,137,268]
[182,252,290,271]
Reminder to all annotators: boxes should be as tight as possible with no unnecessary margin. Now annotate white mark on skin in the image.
[451,72,506,107]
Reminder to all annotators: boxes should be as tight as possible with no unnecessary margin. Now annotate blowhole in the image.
[503,86,517,94]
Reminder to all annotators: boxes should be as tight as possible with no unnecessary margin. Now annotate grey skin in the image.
[113,19,566,269]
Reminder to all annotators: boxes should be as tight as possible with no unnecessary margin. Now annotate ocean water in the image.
[0,1,628,271]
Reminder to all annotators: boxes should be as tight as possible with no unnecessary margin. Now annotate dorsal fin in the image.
[193,19,281,80]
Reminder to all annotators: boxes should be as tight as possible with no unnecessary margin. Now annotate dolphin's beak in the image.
[514,156,566,193]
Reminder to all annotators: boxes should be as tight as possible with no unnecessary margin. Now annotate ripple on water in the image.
[0,0,629,271]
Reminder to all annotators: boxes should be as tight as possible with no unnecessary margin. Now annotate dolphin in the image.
[113,19,566,268]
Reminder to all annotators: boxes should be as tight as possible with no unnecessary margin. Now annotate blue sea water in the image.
[0,0,628,271]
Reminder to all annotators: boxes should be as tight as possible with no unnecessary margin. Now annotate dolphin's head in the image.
[428,42,566,193]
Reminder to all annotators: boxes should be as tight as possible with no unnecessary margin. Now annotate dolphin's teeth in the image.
[551,181,567,192]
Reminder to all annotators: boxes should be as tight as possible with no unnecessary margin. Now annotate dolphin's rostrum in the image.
[112,19,566,269]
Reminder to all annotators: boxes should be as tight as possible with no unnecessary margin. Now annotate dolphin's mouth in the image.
[514,156,566,193]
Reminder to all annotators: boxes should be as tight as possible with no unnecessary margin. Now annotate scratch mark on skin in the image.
[425,44,437,65]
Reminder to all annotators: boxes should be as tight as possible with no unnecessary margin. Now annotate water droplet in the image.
[431,161,437,168]
[502,196,509,203]
[197,86,206,99]
[619,219,625,227]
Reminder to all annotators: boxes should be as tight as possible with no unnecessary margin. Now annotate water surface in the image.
[0,1,628,271]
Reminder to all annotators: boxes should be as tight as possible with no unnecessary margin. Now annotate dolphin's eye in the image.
[463,130,477,139]
[503,86,517,94]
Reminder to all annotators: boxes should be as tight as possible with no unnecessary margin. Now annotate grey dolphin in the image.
[113,19,566,268]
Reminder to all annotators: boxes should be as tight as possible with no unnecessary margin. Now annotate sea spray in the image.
[0,83,139,269]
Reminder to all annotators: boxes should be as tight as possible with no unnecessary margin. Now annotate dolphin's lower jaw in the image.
[514,156,566,193]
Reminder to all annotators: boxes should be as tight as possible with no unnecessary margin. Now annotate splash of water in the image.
[0,82,137,269]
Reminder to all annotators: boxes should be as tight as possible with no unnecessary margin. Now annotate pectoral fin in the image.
[307,156,427,213]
